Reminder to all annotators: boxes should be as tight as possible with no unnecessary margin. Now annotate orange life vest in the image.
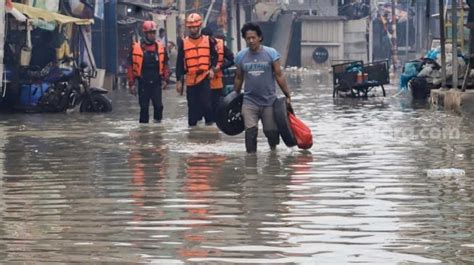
[128,41,166,82]
[210,38,225,89]
[183,35,211,86]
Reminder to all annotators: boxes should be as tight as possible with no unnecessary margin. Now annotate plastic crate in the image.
[20,83,49,107]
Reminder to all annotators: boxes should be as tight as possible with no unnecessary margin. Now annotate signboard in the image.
[312,47,329,64]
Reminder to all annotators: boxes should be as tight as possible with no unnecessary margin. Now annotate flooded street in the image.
[0,74,473,264]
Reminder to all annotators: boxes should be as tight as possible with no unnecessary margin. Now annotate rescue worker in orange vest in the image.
[176,13,218,127]
[128,21,169,123]
[201,27,235,123]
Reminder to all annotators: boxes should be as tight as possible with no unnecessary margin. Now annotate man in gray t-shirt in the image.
[234,22,292,153]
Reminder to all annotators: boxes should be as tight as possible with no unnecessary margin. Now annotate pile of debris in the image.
[400,44,467,99]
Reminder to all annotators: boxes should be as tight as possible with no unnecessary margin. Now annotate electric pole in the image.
[391,0,398,72]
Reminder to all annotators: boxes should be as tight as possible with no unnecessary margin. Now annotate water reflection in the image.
[0,77,473,263]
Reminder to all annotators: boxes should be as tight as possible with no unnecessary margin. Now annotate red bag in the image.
[288,113,313,149]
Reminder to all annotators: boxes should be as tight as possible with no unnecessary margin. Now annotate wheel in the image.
[334,80,353,98]
[362,87,369,97]
[273,97,297,147]
[381,85,386,97]
[80,94,112,113]
[216,91,244,136]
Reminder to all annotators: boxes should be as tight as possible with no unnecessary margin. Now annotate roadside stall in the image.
[1,3,111,112]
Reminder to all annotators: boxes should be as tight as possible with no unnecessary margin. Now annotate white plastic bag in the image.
[426,168,466,177]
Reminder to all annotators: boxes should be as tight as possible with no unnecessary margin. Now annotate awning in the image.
[12,3,93,25]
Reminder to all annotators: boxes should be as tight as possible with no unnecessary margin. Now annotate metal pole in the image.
[177,0,186,39]
[452,0,458,89]
[236,1,242,51]
[226,0,233,51]
[469,0,474,65]
[439,0,447,87]
[203,0,216,27]
[406,0,409,63]
[391,0,398,72]
[426,0,431,50]
[0,0,5,96]
[369,0,377,62]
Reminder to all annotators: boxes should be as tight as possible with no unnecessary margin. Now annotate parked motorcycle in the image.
[32,58,112,113]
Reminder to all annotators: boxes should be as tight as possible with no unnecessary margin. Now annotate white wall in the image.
[344,18,369,62]
[301,19,344,68]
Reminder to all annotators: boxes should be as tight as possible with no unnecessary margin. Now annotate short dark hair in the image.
[215,33,225,40]
[159,28,165,34]
[241,22,263,40]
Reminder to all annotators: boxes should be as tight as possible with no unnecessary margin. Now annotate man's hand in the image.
[129,83,137,96]
[176,81,183,95]
[208,69,215,79]
[285,96,292,112]
[162,80,168,90]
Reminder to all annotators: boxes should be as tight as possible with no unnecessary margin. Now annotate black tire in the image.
[216,91,244,136]
[80,94,113,113]
[273,97,297,147]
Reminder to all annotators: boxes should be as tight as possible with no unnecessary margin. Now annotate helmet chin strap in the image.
[143,36,155,45]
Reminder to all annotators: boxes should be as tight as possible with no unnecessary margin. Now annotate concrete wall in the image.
[344,18,368,62]
[300,17,344,68]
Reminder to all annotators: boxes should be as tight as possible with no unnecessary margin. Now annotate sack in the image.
[20,24,32,67]
[20,46,32,67]
[288,112,313,149]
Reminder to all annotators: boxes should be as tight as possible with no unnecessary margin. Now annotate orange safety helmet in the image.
[186,13,203,28]
[142,20,157,32]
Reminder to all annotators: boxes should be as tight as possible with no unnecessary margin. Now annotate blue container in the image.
[4,69,14,81]
[20,83,50,107]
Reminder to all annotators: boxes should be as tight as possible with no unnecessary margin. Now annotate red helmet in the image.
[143,20,157,32]
[186,13,202,28]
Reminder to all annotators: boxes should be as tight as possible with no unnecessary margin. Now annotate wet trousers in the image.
[210,88,222,123]
[241,104,280,153]
[186,79,212,126]
[138,79,163,123]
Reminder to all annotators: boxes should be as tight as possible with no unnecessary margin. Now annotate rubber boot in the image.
[264,130,280,150]
[245,127,258,153]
